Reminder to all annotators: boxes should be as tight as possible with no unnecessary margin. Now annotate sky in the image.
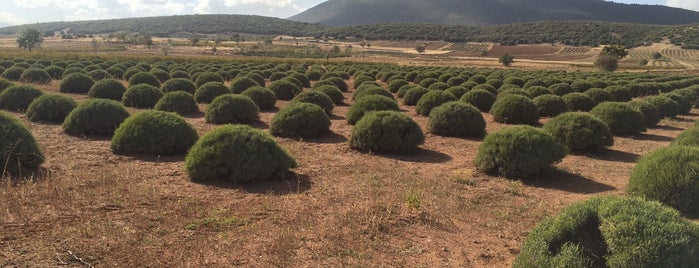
[0,0,698,26]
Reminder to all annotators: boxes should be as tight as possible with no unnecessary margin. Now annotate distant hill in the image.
[289,0,699,26]
[0,23,9,28]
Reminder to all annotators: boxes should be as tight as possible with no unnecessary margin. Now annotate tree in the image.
[479,49,489,58]
[415,45,426,53]
[499,54,514,67]
[17,28,44,51]
[189,37,200,46]
[161,39,173,56]
[595,55,618,72]
[652,52,662,59]
[601,45,628,59]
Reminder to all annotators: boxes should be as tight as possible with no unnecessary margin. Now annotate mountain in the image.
[289,0,699,26]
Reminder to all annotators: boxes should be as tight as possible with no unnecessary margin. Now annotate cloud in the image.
[222,0,293,8]
[666,0,699,11]
[0,12,25,25]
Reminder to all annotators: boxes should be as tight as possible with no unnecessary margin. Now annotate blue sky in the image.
[0,0,697,26]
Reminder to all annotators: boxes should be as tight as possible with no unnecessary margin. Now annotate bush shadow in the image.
[382,148,452,163]
[571,148,640,163]
[630,133,674,142]
[305,131,347,144]
[196,172,312,195]
[2,166,51,185]
[651,124,685,131]
[181,111,205,119]
[328,114,345,120]
[526,168,616,194]
[249,120,270,130]
[128,154,186,163]
[66,133,113,141]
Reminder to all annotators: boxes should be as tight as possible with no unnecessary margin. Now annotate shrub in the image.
[416,90,457,116]
[497,88,531,99]
[549,83,573,96]
[1,67,25,81]
[627,146,699,213]
[524,86,552,98]
[444,86,469,99]
[629,100,661,126]
[533,94,568,117]
[397,84,419,98]
[460,89,496,112]
[205,94,259,124]
[490,94,539,125]
[194,72,224,88]
[290,91,334,115]
[543,112,613,151]
[19,68,51,84]
[672,127,699,147]
[665,93,692,115]
[128,72,161,88]
[241,86,276,110]
[154,91,199,115]
[195,82,231,103]
[0,112,44,175]
[161,78,196,94]
[105,66,124,80]
[59,73,95,94]
[402,87,429,106]
[605,86,631,102]
[26,94,77,123]
[62,99,130,136]
[428,82,450,91]
[589,102,646,136]
[571,81,593,92]
[562,93,595,112]
[45,66,64,80]
[312,85,344,104]
[349,111,424,154]
[0,78,13,93]
[475,125,568,178]
[346,95,400,125]
[111,111,198,156]
[321,77,348,92]
[269,80,299,100]
[473,84,497,95]
[514,196,699,268]
[149,69,170,83]
[121,84,163,108]
[270,103,330,139]
[419,78,438,88]
[584,88,614,104]
[646,95,681,118]
[0,85,43,111]
[388,79,409,93]
[427,102,485,138]
[88,79,126,101]
[353,86,393,102]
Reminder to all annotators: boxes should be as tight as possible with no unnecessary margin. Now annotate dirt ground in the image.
[1,73,698,267]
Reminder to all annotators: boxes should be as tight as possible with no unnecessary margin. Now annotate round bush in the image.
[321,77,348,92]
[460,89,496,112]
[195,72,224,88]
[0,85,43,111]
[149,69,170,83]
[0,78,14,93]
[353,86,393,102]
[514,196,699,268]
[349,111,425,154]
[154,91,199,115]
[122,84,163,108]
[1,67,25,81]
[20,68,51,84]
[475,125,568,178]
[185,125,297,182]
[269,80,299,100]
[533,94,568,117]
[672,127,699,147]
[205,94,259,124]
[388,79,409,93]
[628,146,699,213]
[270,103,330,139]
[549,83,573,96]
[346,95,400,125]
[402,87,429,106]
[26,94,77,123]
[543,112,613,151]
[88,79,126,101]
[584,88,614,104]
[646,95,681,118]
[62,99,130,136]
[128,72,161,88]
[427,101,485,138]
[562,92,596,112]
[0,112,44,175]
[589,102,646,136]
[397,84,420,98]
[666,93,692,115]
[428,82,450,91]
[290,90,334,115]
[629,100,661,127]
[241,86,276,110]
[111,111,198,156]
[59,73,95,94]
[490,94,539,125]
[416,90,457,116]
[161,78,196,94]
[195,82,232,103]
[444,86,469,99]
[606,86,632,102]
[228,77,258,94]
[312,85,344,104]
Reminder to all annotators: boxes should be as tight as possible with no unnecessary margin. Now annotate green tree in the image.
[499,53,515,67]
[601,45,628,59]
[652,51,662,59]
[189,37,200,46]
[17,28,44,51]
[595,55,619,72]
[415,45,426,53]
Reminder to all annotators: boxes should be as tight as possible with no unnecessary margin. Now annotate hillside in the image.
[289,0,699,26]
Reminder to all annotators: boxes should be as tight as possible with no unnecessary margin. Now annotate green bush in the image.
[59,73,95,94]
[0,112,44,175]
[584,88,614,104]
[111,111,198,156]
[473,84,497,95]
[402,87,429,106]
[646,95,681,118]
[428,82,450,91]
[195,82,231,103]
[444,86,469,99]
[419,77,438,88]
[149,69,170,83]
[0,78,13,93]
[549,83,573,96]
[629,100,661,127]
[427,101,485,138]
[460,89,496,112]
[128,72,161,88]
[161,78,196,94]
[475,125,567,178]
[542,112,613,151]
[321,77,348,92]
[571,81,593,92]
[241,86,276,110]
[20,68,51,84]
[497,88,532,99]
[290,91,334,115]
[185,125,297,182]
[349,111,424,154]
[562,93,595,112]
[524,86,553,98]
[605,86,632,102]
[672,127,699,147]
[88,79,126,101]
[270,103,330,139]
[514,196,699,268]
[416,90,457,116]
[666,93,692,115]
[62,99,130,136]
[312,85,344,104]
[105,66,124,80]
[352,86,394,102]
[0,85,43,111]
[194,72,224,88]
[590,102,646,136]
[388,79,409,93]
[26,94,77,123]
[490,94,539,125]
[46,66,65,80]
[1,67,25,81]
[269,80,300,100]
[346,95,400,125]
[533,94,568,117]
[122,84,163,108]
[205,94,259,124]
[154,92,199,115]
